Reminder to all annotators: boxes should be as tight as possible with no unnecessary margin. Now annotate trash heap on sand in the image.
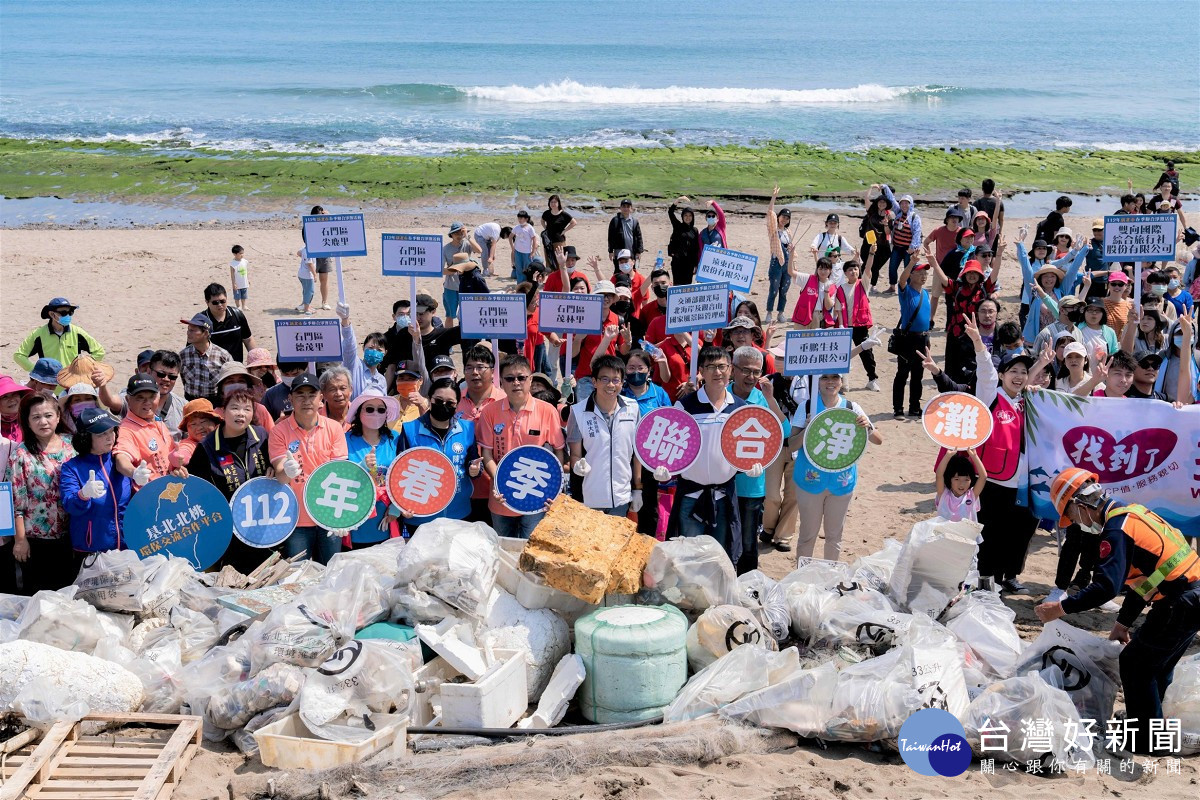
[1,498,1197,772]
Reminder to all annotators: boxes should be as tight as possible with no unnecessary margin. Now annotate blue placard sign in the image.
[302,213,368,258]
[696,246,758,294]
[495,445,563,515]
[123,476,234,570]
[665,282,730,334]
[0,482,14,539]
[783,328,854,376]
[382,233,443,277]
[229,477,299,548]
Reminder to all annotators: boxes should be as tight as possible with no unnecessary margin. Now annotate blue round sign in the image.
[897,708,971,777]
[230,477,299,549]
[123,476,234,571]
[495,445,563,515]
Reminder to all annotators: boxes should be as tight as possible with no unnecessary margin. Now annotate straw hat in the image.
[57,354,114,389]
[1032,264,1066,284]
[214,361,262,388]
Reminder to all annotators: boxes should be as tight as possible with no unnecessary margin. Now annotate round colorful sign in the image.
[634,407,702,475]
[229,477,299,548]
[123,476,234,570]
[495,445,563,515]
[921,392,993,451]
[303,460,376,531]
[802,408,868,473]
[386,447,458,518]
[720,405,784,471]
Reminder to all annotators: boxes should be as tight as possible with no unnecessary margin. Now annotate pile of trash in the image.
[0,499,1196,773]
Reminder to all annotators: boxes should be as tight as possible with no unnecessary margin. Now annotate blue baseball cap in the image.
[40,297,77,319]
[78,407,121,434]
[30,358,63,385]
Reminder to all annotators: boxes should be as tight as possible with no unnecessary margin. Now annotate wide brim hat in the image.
[347,389,401,425]
[179,398,222,432]
[57,354,115,389]
[0,376,32,399]
[1032,264,1066,284]
[214,361,262,388]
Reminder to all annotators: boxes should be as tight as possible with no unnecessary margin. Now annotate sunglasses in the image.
[432,398,456,407]
[209,299,227,306]
[502,374,530,384]
[154,370,179,381]
[360,405,388,414]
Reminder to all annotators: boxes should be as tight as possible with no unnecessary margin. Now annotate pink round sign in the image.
[634,408,702,475]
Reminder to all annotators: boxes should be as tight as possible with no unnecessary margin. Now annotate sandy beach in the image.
[2,202,1196,799]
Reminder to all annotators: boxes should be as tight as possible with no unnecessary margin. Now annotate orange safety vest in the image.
[1106,504,1200,601]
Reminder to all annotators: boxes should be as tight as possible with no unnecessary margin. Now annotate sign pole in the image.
[409,276,417,312]
[689,334,699,385]
[335,256,347,304]
[1133,262,1142,316]
[565,333,573,385]
[492,339,500,388]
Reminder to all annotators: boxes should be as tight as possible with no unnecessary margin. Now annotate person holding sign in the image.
[788,257,837,330]
[267,373,349,564]
[400,377,478,528]
[572,281,623,404]
[186,389,272,572]
[60,408,133,565]
[345,389,402,544]
[791,373,882,563]
[666,346,747,561]
[567,354,641,517]
[477,354,565,538]
[728,346,775,574]
[933,448,986,524]
[335,302,388,398]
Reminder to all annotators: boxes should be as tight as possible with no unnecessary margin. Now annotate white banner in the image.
[537,291,605,335]
[274,318,342,363]
[665,282,729,334]
[696,246,758,293]
[782,329,853,376]
[1024,390,1200,535]
[381,233,442,277]
[302,213,368,258]
[459,293,528,340]
[1102,213,1177,262]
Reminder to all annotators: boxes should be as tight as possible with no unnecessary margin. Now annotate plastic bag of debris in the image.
[392,519,499,623]
[298,640,415,743]
[737,570,790,643]
[643,535,739,611]
[941,589,1022,679]
[685,604,777,672]
[964,673,1095,769]
[666,644,799,722]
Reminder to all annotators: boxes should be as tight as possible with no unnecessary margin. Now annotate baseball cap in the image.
[289,373,320,393]
[617,249,633,260]
[1137,353,1164,369]
[430,355,455,375]
[1107,271,1130,284]
[394,361,421,379]
[825,213,840,224]
[1063,342,1088,358]
[1059,295,1084,308]
[614,286,633,299]
[78,407,121,434]
[136,349,155,367]
[127,374,159,396]
[181,312,212,332]
[1091,218,1104,230]
[1055,330,1079,344]
[998,353,1035,373]
[619,199,632,207]
[976,245,993,256]
[593,280,617,296]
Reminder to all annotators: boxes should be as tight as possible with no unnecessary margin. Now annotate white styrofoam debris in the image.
[0,640,143,722]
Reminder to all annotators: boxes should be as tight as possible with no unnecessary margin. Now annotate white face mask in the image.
[281,374,296,388]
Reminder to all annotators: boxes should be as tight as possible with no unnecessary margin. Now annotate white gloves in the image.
[748,463,764,478]
[860,331,882,352]
[336,302,351,320]
[281,454,302,479]
[572,458,591,477]
[131,460,152,487]
[630,490,643,513]
[327,528,349,539]
[79,470,106,500]
[652,466,671,482]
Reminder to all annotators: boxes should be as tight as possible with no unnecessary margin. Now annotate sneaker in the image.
[1100,599,1122,612]
[321,303,331,310]
[906,408,922,417]
[295,304,306,312]
[774,542,792,553]
[893,411,905,420]
[759,529,774,546]
[866,379,881,392]
[1000,579,1030,595]
[1045,587,1067,604]
[303,309,314,316]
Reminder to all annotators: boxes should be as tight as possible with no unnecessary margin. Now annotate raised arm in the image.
[967,447,988,496]
[1178,312,1195,403]
[767,185,784,263]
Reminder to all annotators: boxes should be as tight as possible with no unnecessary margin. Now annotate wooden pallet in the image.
[0,712,202,800]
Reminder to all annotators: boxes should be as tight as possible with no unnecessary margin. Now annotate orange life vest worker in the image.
[1106,504,1200,601]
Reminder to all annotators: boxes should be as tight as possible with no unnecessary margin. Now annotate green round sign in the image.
[802,408,868,473]
[302,460,376,531]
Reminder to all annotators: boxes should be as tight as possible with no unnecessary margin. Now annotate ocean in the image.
[1,0,1197,156]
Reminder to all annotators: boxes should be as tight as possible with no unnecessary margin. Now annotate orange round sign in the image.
[921,392,993,450]
[719,405,784,471]
[385,447,458,518]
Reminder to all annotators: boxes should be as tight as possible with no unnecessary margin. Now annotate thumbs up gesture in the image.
[281,454,302,479]
[80,470,106,500]
[132,460,152,487]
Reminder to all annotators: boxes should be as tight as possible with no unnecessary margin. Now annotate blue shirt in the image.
[400,414,476,526]
[733,388,769,499]
[899,284,931,333]
[792,394,863,497]
[346,431,400,541]
[1166,290,1194,317]
[621,381,671,417]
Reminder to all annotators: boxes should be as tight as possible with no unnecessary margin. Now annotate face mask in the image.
[706,216,717,227]
[281,373,297,388]
[1173,335,1185,348]
[652,283,668,299]
[611,301,632,316]
[626,372,649,387]
[258,372,277,388]
[56,314,73,326]
[618,261,633,273]
[1081,520,1103,535]
[395,314,411,330]
[222,382,247,396]
[1168,279,1180,290]
[429,400,456,422]
[360,410,388,429]
[72,402,97,417]
[1151,285,1167,296]
[395,379,420,397]
[363,348,384,367]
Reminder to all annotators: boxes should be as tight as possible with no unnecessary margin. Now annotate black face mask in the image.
[611,301,632,316]
[429,401,456,422]
[259,372,277,388]
[652,283,668,299]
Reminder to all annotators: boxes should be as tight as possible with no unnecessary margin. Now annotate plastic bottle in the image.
[654,250,664,270]
[639,339,662,358]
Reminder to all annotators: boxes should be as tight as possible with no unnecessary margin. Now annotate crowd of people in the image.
[2,178,1197,611]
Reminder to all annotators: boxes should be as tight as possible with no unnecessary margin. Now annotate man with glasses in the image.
[567,354,641,517]
[101,350,186,435]
[201,283,255,362]
[666,346,747,561]
[477,354,565,538]
[457,345,505,522]
[728,346,774,574]
[14,296,107,373]
[178,313,231,402]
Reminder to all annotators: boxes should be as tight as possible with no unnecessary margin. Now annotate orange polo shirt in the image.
[115,413,175,482]
[459,384,506,500]
[476,397,565,517]
[268,414,349,527]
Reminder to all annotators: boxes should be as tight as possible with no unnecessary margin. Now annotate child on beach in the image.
[229,245,249,309]
[508,210,539,281]
[934,447,986,523]
[295,247,317,315]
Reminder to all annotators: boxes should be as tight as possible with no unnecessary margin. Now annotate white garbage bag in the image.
[1162,653,1200,755]
[1014,620,1121,724]
[298,640,415,743]
[824,647,922,742]
[901,616,970,720]
[16,587,121,654]
[720,660,839,737]
[93,637,184,714]
[942,590,1023,679]
[392,518,499,623]
[643,535,739,611]
[685,604,776,672]
[888,516,980,617]
[964,673,1095,769]
[778,557,854,591]
[784,582,836,643]
[208,662,305,730]
[665,644,799,722]
[737,570,790,643]
[814,587,912,653]
[851,539,904,594]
